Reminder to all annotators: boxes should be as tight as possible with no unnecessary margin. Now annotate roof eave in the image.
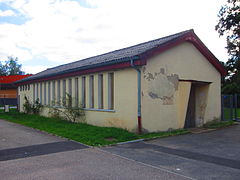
[139,31,227,76]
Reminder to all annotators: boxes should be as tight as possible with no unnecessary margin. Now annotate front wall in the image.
[19,68,139,132]
[141,42,221,132]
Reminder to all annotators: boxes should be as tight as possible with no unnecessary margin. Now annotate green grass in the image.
[203,120,236,129]
[223,108,240,120]
[139,129,189,139]
[0,109,189,146]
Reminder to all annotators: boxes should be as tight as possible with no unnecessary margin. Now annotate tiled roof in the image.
[18,29,194,83]
[0,75,32,84]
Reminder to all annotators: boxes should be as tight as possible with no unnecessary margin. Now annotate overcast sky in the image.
[0,0,228,74]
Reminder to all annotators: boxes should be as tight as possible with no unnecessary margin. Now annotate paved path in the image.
[0,119,190,180]
[1,119,240,180]
[103,124,240,180]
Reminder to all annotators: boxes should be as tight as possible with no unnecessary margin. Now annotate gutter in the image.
[130,59,142,134]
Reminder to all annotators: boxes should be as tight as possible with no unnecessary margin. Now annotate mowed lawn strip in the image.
[0,110,189,146]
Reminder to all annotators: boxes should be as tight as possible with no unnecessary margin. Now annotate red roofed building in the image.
[0,75,32,105]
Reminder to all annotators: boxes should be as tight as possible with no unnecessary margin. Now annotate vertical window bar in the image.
[108,73,114,110]
[98,74,103,109]
[82,77,86,108]
[75,78,79,107]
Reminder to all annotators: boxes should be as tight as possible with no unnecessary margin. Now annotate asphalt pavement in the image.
[1,119,240,180]
[0,119,191,180]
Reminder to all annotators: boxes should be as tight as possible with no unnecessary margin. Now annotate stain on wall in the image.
[143,67,179,105]
[195,84,209,127]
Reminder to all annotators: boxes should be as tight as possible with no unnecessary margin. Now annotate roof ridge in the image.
[45,29,193,72]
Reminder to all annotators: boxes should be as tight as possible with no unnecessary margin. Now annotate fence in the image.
[221,94,240,121]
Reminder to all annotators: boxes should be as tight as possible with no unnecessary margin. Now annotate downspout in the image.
[130,59,142,134]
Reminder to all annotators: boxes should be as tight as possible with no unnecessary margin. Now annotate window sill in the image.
[84,108,116,112]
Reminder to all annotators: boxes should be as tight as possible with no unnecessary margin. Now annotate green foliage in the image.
[50,93,85,123]
[216,0,240,94]
[0,56,24,75]
[23,96,43,115]
[203,120,235,129]
[139,129,189,139]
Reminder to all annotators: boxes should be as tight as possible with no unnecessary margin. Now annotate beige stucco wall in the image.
[18,42,221,133]
[141,42,221,132]
[19,68,139,132]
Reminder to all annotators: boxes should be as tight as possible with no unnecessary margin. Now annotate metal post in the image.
[234,94,238,121]
[221,95,224,121]
[230,95,233,121]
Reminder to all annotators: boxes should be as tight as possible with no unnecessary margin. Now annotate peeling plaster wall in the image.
[141,42,221,132]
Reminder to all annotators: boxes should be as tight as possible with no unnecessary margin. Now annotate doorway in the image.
[184,84,196,128]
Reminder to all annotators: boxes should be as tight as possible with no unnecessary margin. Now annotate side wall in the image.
[141,42,221,132]
[18,68,139,132]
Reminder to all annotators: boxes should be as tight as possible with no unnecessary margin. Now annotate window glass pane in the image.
[36,83,39,101]
[57,80,60,104]
[52,81,55,105]
[98,74,103,109]
[40,83,42,104]
[48,81,51,105]
[44,82,46,105]
[63,80,66,106]
[82,77,86,108]
[75,78,79,107]
[89,75,94,108]
[69,79,72,97]
[33,84,35,103]
[108,73,114,110]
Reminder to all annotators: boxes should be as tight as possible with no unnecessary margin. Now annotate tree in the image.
[216,0,240,94]
[0,56,23,75]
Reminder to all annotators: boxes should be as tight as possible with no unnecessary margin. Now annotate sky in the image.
[0,0,228,74]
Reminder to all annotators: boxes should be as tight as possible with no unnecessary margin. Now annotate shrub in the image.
[23,96,43,115]
[49,94,85,123]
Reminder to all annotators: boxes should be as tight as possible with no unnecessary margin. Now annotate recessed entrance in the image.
[184,84,196,128]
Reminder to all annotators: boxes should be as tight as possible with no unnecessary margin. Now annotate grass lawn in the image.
[203,120,236,129]
[223,108,240,120]
[0,109,189,146]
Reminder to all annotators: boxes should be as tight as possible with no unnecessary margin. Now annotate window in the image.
[52,81,55,105]
[25,85,27,91]
[36,83,39,101]
[108,73,114,109]
[40,83,42,104]
[20,86,22,91]
[82,77,86,108]
[28,84,30,91]
[33,84,35,102]
[63,79,66,106]
[48,81,51,105]
[43,82,46,105]
[57,80,61,105]
[98,74,103,109]
[68,79,72,97]
[89,75,94,108]
[75,78,79,107]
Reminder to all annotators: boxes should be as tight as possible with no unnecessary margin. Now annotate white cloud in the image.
[0,9,15,16]
[22,65,50,74]
[0,0,228,74]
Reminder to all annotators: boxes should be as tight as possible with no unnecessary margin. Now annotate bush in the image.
[49,94,85,123]
[23,96,43,115]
